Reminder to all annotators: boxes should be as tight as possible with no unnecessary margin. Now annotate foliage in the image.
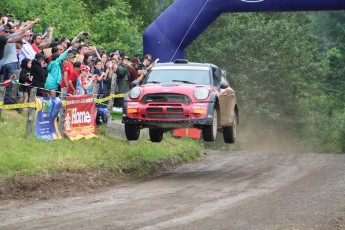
[1,0,143,56]
[90,5,143,56]
[309,12,345,152]
[125,0,174,31]
[2,0,88,38]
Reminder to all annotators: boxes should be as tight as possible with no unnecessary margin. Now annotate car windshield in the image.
[144,66,211,85]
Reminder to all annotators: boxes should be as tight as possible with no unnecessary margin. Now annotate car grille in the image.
[167,108,183,112]
[141,94,191,104]
[146,114,186,119]
[147,108,163,112]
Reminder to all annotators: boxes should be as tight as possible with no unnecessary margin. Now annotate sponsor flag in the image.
[64,94,98,141]
[35,97,62,140]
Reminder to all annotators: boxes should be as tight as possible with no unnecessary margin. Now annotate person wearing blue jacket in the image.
[44,46,72,97]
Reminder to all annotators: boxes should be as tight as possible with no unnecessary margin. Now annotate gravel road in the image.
[1,151,344,230]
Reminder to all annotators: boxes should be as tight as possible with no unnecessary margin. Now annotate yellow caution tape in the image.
[94,94,125,104]
[0,94,125,110]
[0,102,36,109]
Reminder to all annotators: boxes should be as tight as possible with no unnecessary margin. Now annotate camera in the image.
[83,32,89,37]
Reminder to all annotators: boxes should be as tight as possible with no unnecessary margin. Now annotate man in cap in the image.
[1,17,40,94]
[70,31,87,51]
[137,54,159,80]
[18,30,36,64]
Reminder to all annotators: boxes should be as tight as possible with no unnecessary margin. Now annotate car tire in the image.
[223,114,237,143]
[202,109,218,142]
[149,128,164,142]
[125,124,140,141]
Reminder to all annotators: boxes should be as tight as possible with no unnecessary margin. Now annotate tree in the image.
[2,0,89,38]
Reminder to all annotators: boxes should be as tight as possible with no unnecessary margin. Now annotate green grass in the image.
[0,110,202,179]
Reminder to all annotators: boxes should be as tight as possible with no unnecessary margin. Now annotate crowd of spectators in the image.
[0,13,158,108]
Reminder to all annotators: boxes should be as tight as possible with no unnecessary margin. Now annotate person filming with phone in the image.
[137,54,159,80]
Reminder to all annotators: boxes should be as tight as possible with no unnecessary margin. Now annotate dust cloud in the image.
[236,117,310,153]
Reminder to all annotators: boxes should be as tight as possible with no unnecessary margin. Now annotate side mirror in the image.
[220,81,229,89]
[131,80,140,88]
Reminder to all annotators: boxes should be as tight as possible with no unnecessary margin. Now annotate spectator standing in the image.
[2,20,36,95]
[45,47,72,97]
[110,49,121,65]
[31,28,53,53]
[100,53,107,71]
[83,53,93,70]
[18,31,36,64]
[19,58,33,103]
[61,52,77,95]
[114,52,130,107]
[92,59,106,97]
[138,54,154,77]
[59,37,70,53]
[102,60,116,98]
[76,45,88,63]
[30,53,48,96]
[128,57,143,88]
[75,65,96,95]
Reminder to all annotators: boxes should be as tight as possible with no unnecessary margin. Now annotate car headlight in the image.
[194,87,209,100]
[129,87,141,99]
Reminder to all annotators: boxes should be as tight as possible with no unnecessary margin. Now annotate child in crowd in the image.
[19,58,33,103]
[75,65,97,95]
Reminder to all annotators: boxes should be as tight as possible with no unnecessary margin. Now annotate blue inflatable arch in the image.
[144,0,345,62]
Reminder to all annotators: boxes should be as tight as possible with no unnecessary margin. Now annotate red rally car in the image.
[122,59,239,143]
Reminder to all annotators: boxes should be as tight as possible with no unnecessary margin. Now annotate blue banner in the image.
[35,97,62,140]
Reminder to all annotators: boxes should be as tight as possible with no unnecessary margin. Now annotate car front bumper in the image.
[122,101,215,129]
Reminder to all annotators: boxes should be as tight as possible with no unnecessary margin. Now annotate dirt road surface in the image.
[1,151,345,229]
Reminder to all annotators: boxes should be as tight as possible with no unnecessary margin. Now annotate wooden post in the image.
[0,86,5,116]
[92,83,99,108]
[26,88,37,139]
[11,70,21,101]
[58,88,68,136]
[92,83,99,99]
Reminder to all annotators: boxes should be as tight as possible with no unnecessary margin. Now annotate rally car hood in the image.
[138,83,210,95]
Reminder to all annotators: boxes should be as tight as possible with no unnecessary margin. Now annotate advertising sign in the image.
[64,94,98,140]
[35,97,62,140]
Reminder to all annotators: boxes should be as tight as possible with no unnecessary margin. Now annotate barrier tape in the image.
[0,93,125,110]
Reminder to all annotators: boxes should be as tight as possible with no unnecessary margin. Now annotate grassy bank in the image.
[0,110,202,180]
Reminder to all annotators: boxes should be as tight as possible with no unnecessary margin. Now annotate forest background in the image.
[2,0,345,153]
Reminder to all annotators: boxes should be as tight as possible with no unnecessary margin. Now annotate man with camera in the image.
[69,31,89,55]
[137,54,159,80]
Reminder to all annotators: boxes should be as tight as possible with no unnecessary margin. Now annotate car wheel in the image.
[149,128,164,142]
[125,124,140,141]
[202,109,218,142]
[223,116,237,144]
